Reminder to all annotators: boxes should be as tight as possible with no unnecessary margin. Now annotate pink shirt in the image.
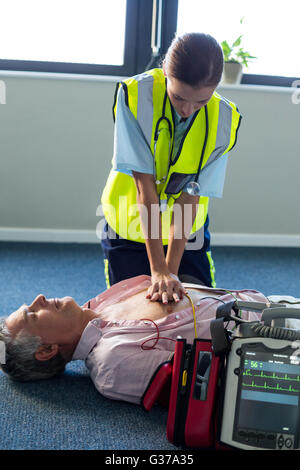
[72,275,267,405]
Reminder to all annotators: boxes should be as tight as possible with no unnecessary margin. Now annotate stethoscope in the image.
[153,90,174,187]
[153,88,209,197]
[186,104,209,196]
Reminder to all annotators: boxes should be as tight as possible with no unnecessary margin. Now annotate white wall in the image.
[209,83,300,246]
[0,71,299,246]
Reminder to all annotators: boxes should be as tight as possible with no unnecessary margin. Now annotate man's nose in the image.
[30,294,46,309]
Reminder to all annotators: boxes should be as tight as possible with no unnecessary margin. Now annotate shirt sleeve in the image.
[102,348,173,405]
[183,153,229,198]
[112,87,154,177]
[88,338,173,405]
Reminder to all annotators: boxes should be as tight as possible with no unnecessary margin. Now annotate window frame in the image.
[0,0,298,87]
[241,73,299,88]
[162,0,300,88]
[0,0,139,77]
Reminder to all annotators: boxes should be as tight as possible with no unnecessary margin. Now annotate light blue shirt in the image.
[112,87,229,198]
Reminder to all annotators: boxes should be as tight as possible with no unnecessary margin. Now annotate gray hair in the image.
[0,318,67,382]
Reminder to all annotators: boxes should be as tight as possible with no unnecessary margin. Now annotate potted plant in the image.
[221,19,256,84]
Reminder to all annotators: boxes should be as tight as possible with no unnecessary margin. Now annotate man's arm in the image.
[92,345,174,405]
[132,171,185,304]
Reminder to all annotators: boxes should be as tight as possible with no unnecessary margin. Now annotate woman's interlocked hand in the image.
[146,272,187,304]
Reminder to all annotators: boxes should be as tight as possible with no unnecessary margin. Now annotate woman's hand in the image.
[146,272,186,304]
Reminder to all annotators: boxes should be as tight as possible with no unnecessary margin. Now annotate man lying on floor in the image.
[1,275,299,405]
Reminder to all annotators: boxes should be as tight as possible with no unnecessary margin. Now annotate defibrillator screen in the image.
[234,343,300,447]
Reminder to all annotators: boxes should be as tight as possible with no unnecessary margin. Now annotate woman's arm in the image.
[132,171,186,304]
[166,192,200,275]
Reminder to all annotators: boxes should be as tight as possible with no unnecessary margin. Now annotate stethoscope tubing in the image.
[154,92,209,186]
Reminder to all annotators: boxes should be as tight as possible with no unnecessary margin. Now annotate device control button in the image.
[234,368,240,375]
[277,435,284,449]
[237,429,251,442]
[285,438,293,448]
[236,348,242,355]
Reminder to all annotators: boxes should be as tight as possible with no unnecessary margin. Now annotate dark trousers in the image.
[101,216,216,288]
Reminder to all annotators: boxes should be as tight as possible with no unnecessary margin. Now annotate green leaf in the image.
[232,35,242,48]
[221,40,231,60]
[221,17,257,67]
[221,40,231,51]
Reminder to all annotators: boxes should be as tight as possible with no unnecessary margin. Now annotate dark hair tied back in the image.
[164,32,224,87]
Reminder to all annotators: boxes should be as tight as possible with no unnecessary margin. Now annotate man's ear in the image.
[35,344,59,362]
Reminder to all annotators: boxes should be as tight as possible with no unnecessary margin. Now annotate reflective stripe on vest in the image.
[103,68,241,244]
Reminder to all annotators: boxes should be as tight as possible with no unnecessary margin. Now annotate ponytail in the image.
[163,32,223,87]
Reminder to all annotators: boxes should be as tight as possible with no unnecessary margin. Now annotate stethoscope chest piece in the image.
[186,181,201,196]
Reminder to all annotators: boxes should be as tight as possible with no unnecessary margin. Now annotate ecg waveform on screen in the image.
[243,369,300,382]
[242,369,300,394]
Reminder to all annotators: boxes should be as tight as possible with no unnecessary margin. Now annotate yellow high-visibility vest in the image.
[101,68,241,244]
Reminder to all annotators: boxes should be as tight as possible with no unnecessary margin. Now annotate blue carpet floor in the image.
[0,241,299,450]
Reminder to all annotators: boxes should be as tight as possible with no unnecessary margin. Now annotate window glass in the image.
[177,0,300,78]
[0,0,127,66]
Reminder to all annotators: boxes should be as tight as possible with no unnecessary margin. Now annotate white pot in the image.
[222,62,243,84]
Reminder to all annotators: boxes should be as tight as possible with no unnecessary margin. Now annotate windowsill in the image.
[0,69,297,93]
[0,69,124,83]
[218,82,295,94]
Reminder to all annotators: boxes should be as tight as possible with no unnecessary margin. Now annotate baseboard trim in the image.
[211,232,300,247]
[0,228,300,247]
[0,227,98,243]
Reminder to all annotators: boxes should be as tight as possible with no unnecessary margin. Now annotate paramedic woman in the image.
[100,32,242,305]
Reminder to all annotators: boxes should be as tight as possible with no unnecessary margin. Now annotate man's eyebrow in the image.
[22,305,29,323]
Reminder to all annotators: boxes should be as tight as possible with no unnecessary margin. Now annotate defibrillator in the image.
[142,299,300,450]
[214,302,300,450]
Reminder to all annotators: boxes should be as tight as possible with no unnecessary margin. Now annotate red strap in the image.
[142,361,173,411]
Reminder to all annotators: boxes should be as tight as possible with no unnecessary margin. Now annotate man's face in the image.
[166,75,216,118]
[5,294,84,345]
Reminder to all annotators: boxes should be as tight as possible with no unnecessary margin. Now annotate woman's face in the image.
[166,74,216,118]
[5,294,84,346]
